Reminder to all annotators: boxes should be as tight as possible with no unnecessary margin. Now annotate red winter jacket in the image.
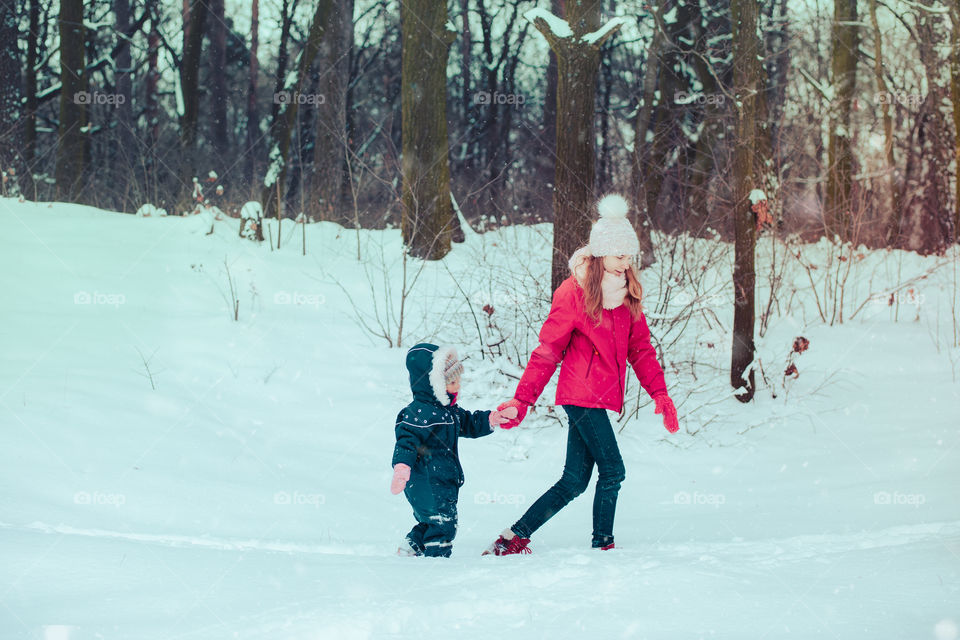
[514,276,667,412]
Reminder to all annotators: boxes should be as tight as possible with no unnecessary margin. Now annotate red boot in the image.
[482,535,531,556]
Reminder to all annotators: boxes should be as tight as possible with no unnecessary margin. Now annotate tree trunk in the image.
[631,0,669,268]
[826,0,859,241]
[400,0,456,260]
[530,2,623,293]
[0,0,20,181]
[730,0,761,402]
[909,6,953,254]
[270,0,294,129]
[146,1,160,151]
[209,0,229,158]
[114,0,134,208]
[54,0,87,202]
[951,1,960,244]
[261,0,333,218]
[682,0,726,236]
[540,2,558,216]
[870,0,901,247]
[245,0,260,195]
[310,0,352,220]
[598,43,614,194]
[24,0,40,198]
[179,0,208,210]
[460,0,472,124]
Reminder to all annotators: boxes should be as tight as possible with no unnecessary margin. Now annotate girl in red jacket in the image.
[484,194,679,556]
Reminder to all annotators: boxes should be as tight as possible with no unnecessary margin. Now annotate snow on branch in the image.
[582,17,629,44]
[896,0,949,13]
[524,8,573,39]
[796,67,834,103]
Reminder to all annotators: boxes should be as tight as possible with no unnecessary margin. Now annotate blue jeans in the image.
[511,405,626,547]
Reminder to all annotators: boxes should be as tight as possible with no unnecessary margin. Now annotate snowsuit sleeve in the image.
[392,414,426,468]
[454,407,494,439]
[627,310,667,398]
[515,279,578,406]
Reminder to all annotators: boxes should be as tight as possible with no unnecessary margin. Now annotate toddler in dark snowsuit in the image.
[390,343,516,557]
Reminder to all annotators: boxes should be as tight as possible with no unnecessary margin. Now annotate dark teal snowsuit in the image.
[392,343,493,557]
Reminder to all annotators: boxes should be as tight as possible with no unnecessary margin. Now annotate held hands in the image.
[495,399,528,429]
[653,392,679,434]
[390,463,411,494]
[488,405,519,427]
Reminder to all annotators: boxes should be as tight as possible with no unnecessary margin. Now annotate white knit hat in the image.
[588,194,640,257]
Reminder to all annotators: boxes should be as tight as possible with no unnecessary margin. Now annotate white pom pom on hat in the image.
[588,193,640,257]
[597,193,629,219]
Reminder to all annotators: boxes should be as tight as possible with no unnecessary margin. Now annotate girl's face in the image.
[602,255,631,278]
[446,378,461,394]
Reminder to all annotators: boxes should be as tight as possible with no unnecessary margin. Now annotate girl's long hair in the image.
[581,256,644,322]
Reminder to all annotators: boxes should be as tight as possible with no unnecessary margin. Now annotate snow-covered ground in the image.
[1,198,958,640]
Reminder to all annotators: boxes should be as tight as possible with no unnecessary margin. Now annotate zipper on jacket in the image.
[586,347,597,376]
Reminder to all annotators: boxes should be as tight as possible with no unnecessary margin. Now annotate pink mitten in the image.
[496,399,528,429]
[653,393,679,434]
[489,405,519,427]
[390,463,411,494]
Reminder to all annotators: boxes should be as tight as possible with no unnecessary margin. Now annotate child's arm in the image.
[392,407,431,468]
[453,406,494,439]
[392,422,425,469]
[454,404,520,438]
[391,415,427,494]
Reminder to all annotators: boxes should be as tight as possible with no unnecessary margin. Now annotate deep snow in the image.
[1,198,958,639]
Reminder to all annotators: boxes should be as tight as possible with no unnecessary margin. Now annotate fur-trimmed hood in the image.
[405,343,458,406]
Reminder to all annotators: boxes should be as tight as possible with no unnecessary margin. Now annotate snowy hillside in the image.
[1,198,958,640]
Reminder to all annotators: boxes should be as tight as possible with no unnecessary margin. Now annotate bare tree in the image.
[114,0,135,203]
[400,0,456,260]
[22,0,40,198]
[951,0,960,243]
[0,0,20,179]
[630,1,666,269]
[54,0,87,202]
[869,0,901,246]
[261,0,333,218]
[179,0,209,210]
[528,2,623,292]
[825,0,859,240]
[208,0,229,158]
[309,0,353,219]
[245,0,261,194]
[730,0,763,402]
